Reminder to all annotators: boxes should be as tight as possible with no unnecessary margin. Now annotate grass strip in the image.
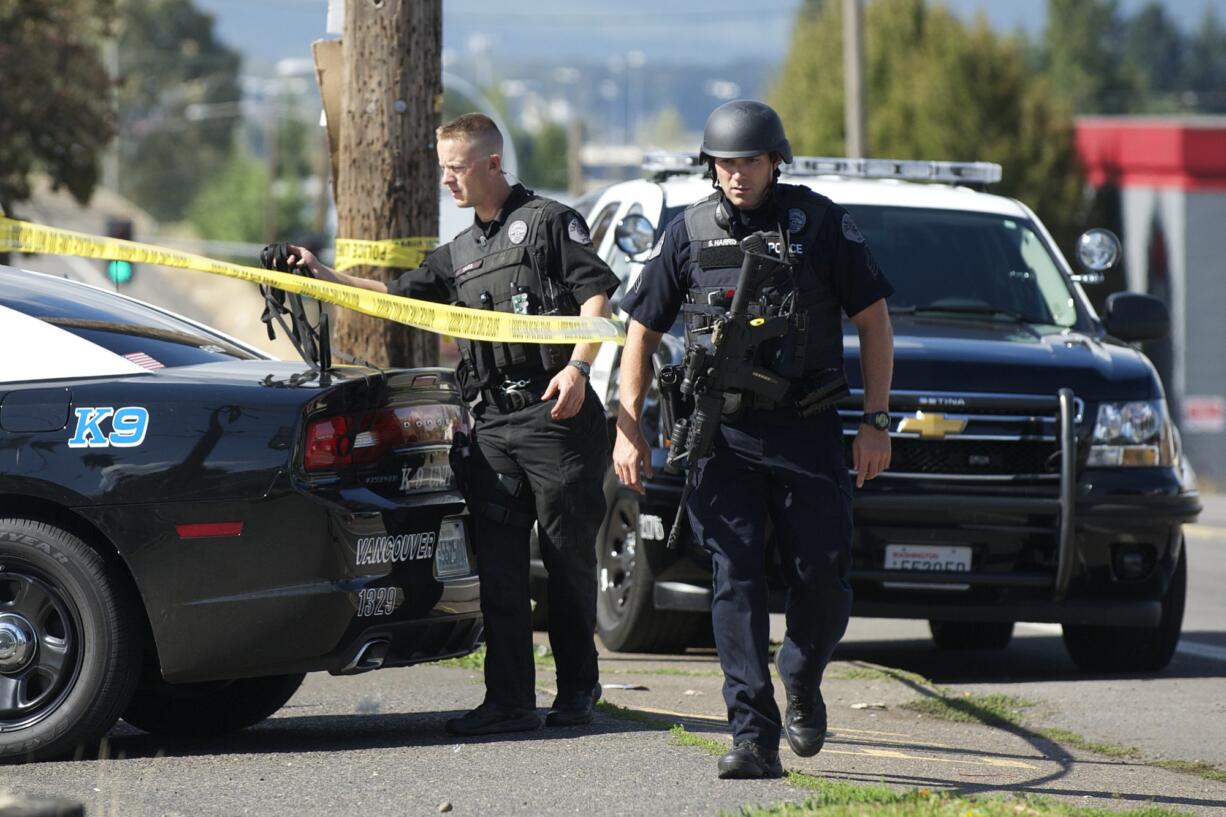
[900,692,1035,729]
[732,792,1192,817]
[898,691,1226,783]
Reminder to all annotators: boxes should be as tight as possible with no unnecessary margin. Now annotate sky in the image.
[195,0,1226,71]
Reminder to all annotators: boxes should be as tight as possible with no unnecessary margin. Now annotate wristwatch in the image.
[861,411,891,431]
[567,360,591,379]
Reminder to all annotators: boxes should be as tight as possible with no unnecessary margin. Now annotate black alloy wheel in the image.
[594,470,706,653]
[0,519,141,762]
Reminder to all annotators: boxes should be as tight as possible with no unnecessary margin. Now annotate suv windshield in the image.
[844,205,1080,328]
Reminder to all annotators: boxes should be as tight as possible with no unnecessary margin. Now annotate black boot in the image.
[545,683,602,726]
[783,688,827,757]
[445,702,541,736]
[717,740,784,779]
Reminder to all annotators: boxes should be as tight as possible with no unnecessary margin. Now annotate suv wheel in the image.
[0,519,142,762]
[929,620,1014,650]
[595,471,706,653]
[123,673,306,736]
[1062,537,1187,674]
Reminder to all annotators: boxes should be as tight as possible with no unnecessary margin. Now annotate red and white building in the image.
[1077,116,1226,487]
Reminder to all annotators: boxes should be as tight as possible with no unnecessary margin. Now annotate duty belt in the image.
[480,373,555,413]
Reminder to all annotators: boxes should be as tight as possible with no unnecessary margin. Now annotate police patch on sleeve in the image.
[841,213,865,244]
[567,217,591,245]
[507,220,528,245]
[647,235,665,261]
[788,208,807,233]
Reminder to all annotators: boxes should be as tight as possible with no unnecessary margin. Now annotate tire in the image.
[1062,539,1187,674]
[122,672,306,737]
[595,470,707,653]
[0,518,142,763]
[929,620,1014,650]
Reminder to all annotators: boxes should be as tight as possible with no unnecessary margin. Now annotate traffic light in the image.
[105,218,135,286]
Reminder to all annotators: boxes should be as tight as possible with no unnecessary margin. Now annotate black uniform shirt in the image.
[388,184,619,306]
[622,190,893,333]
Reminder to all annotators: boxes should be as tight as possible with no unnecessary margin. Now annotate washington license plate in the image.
[433,518,471,579]
[884,544,972,573]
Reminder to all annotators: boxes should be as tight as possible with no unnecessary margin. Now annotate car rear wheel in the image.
[0,518,142,762]
[122,672,306,736]
[1062,539,1186,674]
[929,620,1014,650]
[595,471,706,653]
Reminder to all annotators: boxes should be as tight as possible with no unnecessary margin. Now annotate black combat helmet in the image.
[699,99,793,164]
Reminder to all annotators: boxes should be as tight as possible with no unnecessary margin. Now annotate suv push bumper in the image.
[653,389,1200,626]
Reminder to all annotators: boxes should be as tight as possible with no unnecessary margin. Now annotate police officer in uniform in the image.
[275,113,619,736]
[613,100,894,778]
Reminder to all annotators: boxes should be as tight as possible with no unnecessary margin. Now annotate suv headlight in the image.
[1088,400,1176,467]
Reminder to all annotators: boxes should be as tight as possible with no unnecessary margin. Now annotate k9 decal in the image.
[67,407,150,448]
[356,586,399,617]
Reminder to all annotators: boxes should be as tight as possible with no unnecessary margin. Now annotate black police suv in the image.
[0,267,481,761]
[566,155,1201,674]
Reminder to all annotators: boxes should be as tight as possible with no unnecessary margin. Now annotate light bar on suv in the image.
[642,150,1002,185]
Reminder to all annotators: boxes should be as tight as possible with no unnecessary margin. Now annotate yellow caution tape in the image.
[334,236,437,271]
[0,217,625,346]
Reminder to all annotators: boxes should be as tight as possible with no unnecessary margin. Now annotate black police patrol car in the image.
[567,153,1201,674]
[0,267,481,761]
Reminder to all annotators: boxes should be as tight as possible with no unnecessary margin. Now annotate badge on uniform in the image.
[567,217,591,245]
[841,213,865,244]
[647,236,665,261]
[788,208,807,233]
[508,220,528,245]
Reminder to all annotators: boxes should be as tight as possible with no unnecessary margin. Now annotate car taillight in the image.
[304,414,354,471]
[303,403,468,473]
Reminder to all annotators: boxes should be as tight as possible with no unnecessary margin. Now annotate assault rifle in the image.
[661,232,794,549]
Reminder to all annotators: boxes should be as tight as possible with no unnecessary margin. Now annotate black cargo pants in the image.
[462,384,609,710]
[687,408,853,752]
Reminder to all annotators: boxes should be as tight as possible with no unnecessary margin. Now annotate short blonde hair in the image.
[437,113,503,155]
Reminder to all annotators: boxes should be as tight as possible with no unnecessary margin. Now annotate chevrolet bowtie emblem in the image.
[897,411,967,439]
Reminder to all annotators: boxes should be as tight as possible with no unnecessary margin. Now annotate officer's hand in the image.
[543,365,586,420]
[284,245,337,282]
[852,426,891,488]
[613,413,653,494]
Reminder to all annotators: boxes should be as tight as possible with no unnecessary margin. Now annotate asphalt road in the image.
[2,503,1223,817]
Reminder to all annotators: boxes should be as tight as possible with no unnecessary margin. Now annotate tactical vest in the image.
[680,185,844,381]
[449,196,576,388]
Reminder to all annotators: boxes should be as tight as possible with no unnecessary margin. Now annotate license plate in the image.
[884,544,972,572]
[433,518,471,579]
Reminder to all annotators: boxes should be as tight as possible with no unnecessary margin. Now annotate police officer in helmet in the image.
[271,113,618,736]
[614,100,894,778]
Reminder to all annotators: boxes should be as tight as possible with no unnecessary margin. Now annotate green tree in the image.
[187,147,311,246]
[1184,9,1226,113]
[0,0,115,215]
[116,0,241,222]
[1041,0,1142,114]
[517,121,569,191]
[770,0,1085,250]
[1121,2,1186,110]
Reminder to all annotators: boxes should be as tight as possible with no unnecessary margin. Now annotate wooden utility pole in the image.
[843,0,867,158]
[335,0,441,367]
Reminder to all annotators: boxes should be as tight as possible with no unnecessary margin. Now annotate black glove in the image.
[260,242,292,272]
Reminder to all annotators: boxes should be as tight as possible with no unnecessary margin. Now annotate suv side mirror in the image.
[614,214,656,257]
[1072,228,1121,284]
[1103,292,1169,342]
